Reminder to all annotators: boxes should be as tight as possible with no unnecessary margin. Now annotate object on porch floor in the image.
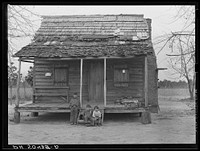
[114,96,142,108]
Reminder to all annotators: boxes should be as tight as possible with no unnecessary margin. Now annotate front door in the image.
[88,60,104,103]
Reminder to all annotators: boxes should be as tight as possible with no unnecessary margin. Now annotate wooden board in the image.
[144,56,148,107]
[33,59,89,103]
[105,57,145,103]
[104,109,146,113]
[18,102,147,114]
[33,57,146,106]
[19,102,69,108]
[88,60,104,102]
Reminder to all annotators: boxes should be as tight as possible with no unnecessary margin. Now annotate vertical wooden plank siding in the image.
[80,59,83,107]
[104,58,107,107]
[16,58,21,107]
[144,56,148,107]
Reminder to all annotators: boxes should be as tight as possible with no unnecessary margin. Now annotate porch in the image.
[16,101,150,124]
[17,102,147,113]
[14,56,151,124]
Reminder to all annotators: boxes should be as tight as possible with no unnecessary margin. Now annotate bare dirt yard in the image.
[8,89,196,144]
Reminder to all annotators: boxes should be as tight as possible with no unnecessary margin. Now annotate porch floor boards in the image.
[18,102,146,113]
[18,102,70,112]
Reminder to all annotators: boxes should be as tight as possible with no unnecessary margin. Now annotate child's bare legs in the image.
[90,117,95,126]
[97,118,101,126]
[70,106,79,125]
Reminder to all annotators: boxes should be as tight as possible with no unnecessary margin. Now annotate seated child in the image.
[83,104,93,124]
[91,106,102,126]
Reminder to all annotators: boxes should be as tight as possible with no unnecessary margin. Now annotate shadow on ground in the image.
[19,112,141,124]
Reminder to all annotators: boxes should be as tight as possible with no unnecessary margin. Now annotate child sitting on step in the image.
[83,104,93,125]
[91,106,102,126]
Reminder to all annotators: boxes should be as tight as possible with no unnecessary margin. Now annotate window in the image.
[54,67,68,86]
[114,64,129,87]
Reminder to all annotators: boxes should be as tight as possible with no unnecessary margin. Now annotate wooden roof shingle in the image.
[14,14,154,58]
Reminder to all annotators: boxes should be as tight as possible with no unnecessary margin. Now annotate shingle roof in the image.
[14,14,154,58]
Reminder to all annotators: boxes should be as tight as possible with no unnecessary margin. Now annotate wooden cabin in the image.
[13,14,159,124]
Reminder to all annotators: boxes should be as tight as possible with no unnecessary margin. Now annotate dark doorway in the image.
[88,60,104,103]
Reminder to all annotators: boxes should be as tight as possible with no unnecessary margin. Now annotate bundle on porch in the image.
[114,96,144,109]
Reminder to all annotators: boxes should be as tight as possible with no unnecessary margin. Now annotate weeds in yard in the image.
[8,87,33,104]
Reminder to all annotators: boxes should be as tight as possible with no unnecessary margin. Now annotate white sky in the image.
[10,5,195,81]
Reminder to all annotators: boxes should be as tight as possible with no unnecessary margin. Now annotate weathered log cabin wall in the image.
[33,56,158,110]
[106,57,145,104]
[34,59,89,102]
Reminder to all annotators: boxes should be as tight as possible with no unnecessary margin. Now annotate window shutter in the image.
[114,64,129,87]
[54,68,68,86]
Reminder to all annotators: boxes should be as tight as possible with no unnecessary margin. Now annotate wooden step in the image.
[33,93,69,96]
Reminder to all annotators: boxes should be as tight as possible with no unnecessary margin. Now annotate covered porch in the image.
[14,55,151,124]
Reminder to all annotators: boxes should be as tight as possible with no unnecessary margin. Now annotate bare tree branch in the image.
[166,50,195,56]
[7,5,41,63]
[156,5,196,99]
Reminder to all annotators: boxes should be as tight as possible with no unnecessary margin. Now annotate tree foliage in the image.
[8,62,18,87]
[25,66,33,87]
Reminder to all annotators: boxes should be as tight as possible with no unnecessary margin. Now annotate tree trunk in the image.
[14,110,20,123]
[192,74,196,100]
[23,83,26,99]
[189,83,194,100]
[189,91,194,100]
[10,86,12,105]
[186,77,194,100]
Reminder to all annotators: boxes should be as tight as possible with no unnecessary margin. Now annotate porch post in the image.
[16,57,22,108]
[80,59,83,108]
[144,56,148,107]
[14,57,21,123]
[104,58,107,107]
[33,58,36,103]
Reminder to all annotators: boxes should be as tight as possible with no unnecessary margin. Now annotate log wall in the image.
[34,59,89,102]
[33,56,158,110]
[106,57,145,104]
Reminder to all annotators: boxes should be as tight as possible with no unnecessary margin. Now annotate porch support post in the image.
[16,57,22,108]
[14,57,21,123]
[144,56,148,107]
[104,58,107,107]
[80,59,83,108]
[33,58,36,103]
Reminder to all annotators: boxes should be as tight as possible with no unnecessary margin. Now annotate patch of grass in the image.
[158,88,190,100]
[8,87,33,104]
[8,87,33,99]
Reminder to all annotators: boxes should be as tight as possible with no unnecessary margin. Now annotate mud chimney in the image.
[146,18,152,40]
